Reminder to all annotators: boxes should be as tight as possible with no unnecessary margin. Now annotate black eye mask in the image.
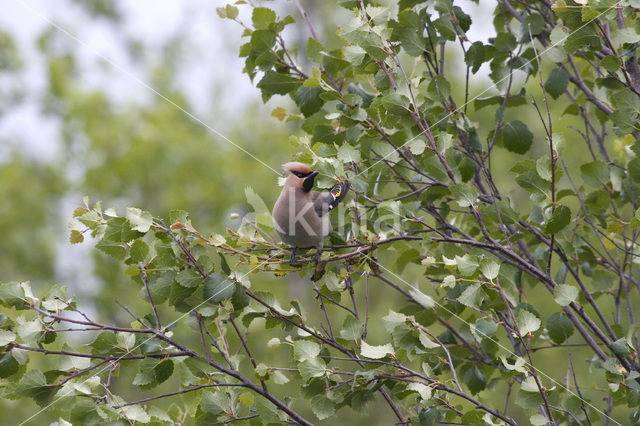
[295,170,318,192]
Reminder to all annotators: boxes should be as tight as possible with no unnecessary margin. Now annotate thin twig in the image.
[311,280,335,340]
[197,314,215,365]
[139,262,161,329]
[229,316,268,392]
[113,383,246,409]
[528,24,555,277]
[414,322,464,393]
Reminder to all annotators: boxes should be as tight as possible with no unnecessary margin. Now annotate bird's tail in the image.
[328,180,350,210]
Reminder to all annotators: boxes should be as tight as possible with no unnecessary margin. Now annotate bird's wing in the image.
[312,181,350,216]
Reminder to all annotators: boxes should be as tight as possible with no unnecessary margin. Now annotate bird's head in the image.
[282,162,318,192]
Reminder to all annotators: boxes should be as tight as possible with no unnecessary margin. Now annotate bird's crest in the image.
[282,162,313,175]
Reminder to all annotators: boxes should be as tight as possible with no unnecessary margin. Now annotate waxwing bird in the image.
[273,162,349,265]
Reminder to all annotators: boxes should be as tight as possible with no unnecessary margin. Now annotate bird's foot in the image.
[312,248,322,265]
[289,248,298,266]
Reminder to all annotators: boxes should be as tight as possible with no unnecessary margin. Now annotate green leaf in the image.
[149,270,175,302]
[298,358,326,380]
[515,387,543,409]
[133,358,174,390]
[17,319,43,344]
[457,284,482,308]
[42,295,67,311]
[103,217,139,242]
[252,7,276,30]
[177,359,199,387]
[294,340,320,362]
[480,259,500,280]
[382,310,407,333]
[502,120,533,154]
[339,316,363,341]
[337,143,361,163]
[464,41,485,73]
[203,273,235,303]
[460,410,485,425]
[231,283,250,311]
[239,391,254,407]
[395,10,426,56]
[500,355,527,373]
[553,284,578,306]
[306,37,324,63]
[525,14,545,35]
[121,405,151,423]
[544,205,571,234]
[418,331,440,349]
[580,161,609,187]
[255,363,269,379]
[544,68,569,99]
[225,5,239,19]
[91,331,118,355]
[344,45,366,65]
[408,138,426,155]
[360,341,394,359]
[310,394,336,420]
[475,318,498,338]
[16,370,58,406]
[494,32,516,52]
[257,71,301,102]
[585,189,609,215]
[603,358,625,375]
[601,54,621,72]
[463,366,486,394]
[564,26,599,54]
[409,288,435,309]
[455,254,478,276]
[0,329,16,346]
[77,209,101,228]
[611,338,633,357]
[395,249,420,274]
[433,16,456,41]
[406,382,432,400]
[293,86,323,117]
[129,239,149,263]
[630,158,640,183]
[126,207,153,233]
[69,229,84,244]
[272,370,289,384]
[474,94,527,110]
[176,268,202,288]
[449,183,478,207]
[95,239,127,260]
[0,353,19,378]
[531,414,551,426]
[117,331,135,350]
[517,310,541,336]
[0,282,26,309]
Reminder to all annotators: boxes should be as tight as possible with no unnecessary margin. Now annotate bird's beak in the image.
[302,171,319,192]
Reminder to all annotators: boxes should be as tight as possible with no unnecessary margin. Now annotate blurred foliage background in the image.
[0,0,620,424]
[1,1,359,422]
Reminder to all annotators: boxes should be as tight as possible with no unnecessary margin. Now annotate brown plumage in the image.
[273,162,349,264]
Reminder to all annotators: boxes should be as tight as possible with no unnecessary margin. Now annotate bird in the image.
[273,162,349,265]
